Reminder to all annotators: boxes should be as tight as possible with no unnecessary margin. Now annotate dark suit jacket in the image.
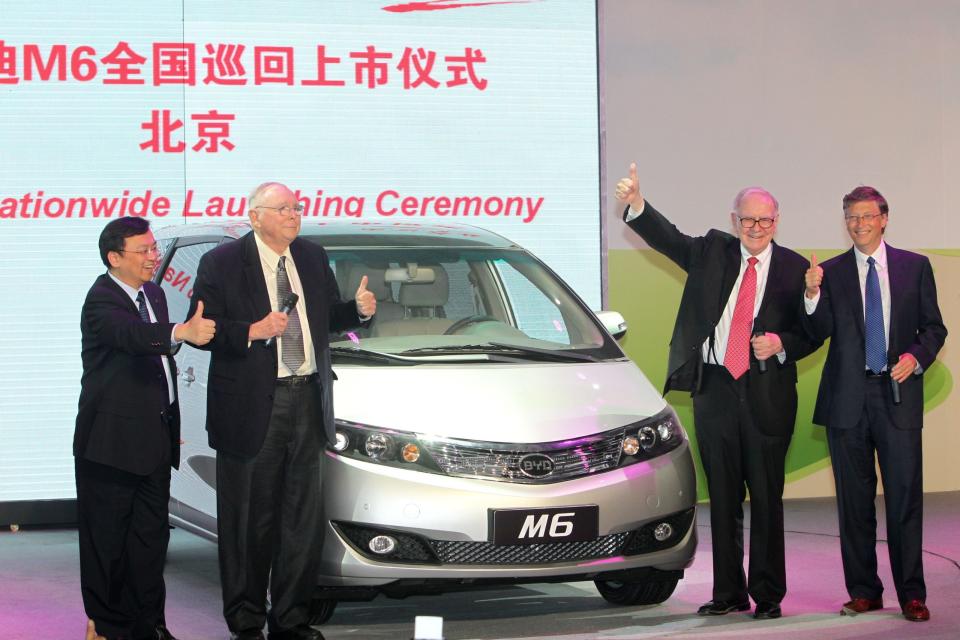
[75,275,181,475]
[625,202,820,436]
[190,231,362,457]
[803,244,946,430]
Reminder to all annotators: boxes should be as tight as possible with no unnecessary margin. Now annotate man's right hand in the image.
[175,300,216,345]
[805,253,823,299]
[248,310,289,342]
[615,162,644,209]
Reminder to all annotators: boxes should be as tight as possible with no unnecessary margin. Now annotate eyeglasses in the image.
[737,216,777,230]
[844,213,884,225]
[256,204,305,217]
[119,244,161,257]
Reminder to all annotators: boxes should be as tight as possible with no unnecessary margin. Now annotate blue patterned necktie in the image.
[864,256,886,374]
[136,290,151,323]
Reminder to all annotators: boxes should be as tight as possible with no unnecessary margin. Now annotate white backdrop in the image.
[0,0,601,502]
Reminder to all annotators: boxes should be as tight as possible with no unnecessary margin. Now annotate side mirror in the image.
[595,310,627,341]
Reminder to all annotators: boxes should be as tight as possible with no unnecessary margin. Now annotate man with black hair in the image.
[76,217,215,640]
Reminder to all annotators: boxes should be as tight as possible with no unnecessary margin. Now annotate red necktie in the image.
[723,256,758,380]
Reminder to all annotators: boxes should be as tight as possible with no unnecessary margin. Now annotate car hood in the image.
[332,360,668,443]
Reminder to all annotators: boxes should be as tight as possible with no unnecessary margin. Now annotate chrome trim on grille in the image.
[431,532,631,565]
[420,429,626,483]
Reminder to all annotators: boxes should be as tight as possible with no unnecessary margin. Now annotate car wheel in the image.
[307,599,337,625]
[594,577,679,606]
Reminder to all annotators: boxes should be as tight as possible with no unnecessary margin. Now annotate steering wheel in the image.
[443,315,498,335]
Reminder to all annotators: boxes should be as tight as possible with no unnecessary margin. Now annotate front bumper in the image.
[318,440,697,587]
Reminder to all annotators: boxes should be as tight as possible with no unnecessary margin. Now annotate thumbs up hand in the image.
[176,299,217,346]
[355,275,377,317]
[805,254,823,299]
[615,162,644,209]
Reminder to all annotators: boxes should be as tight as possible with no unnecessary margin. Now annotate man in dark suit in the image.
[75,217,215,640]
[615,163,820,619]
[803,186,946,622]
[189,182,376,640]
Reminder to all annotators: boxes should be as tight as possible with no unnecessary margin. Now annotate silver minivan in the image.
[154,220,697,625]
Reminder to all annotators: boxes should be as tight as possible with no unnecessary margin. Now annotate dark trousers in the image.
[75,457,171,640]
[692,364,791,604]
[216,380,324,634]
[827,375,925,604]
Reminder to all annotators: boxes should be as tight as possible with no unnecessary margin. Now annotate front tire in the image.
[307,599,337,625]
[594,577,679,605]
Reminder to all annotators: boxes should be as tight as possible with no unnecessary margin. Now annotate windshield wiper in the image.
[330,346,418,365]
[401,343,602,363]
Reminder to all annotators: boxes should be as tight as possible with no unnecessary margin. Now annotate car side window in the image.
[159,241,220,323]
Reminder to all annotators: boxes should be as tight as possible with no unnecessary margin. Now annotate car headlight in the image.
[618,407,685,465]
[331,419,442,474]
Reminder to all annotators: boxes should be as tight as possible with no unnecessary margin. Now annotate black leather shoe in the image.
[697,599,751,615]
[267,625,324,640]
[229,631,265,640]
[753,601,782,619]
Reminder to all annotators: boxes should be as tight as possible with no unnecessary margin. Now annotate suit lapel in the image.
[835,248,865,339]
[290,239,323,359]
[241,232,272,319]
[885,244,905,349]
[718,240,742,318]
[756,242,781,320]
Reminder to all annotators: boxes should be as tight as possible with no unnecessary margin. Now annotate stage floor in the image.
[2,493,958,640]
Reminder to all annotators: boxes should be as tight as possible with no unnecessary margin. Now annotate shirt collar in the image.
[854,239,887,270]
[739,241,773,266]
[253,232,293,272]
[107,271,143,304]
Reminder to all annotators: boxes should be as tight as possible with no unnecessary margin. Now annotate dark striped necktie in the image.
[277,256,305,372]
[136,290,151,323]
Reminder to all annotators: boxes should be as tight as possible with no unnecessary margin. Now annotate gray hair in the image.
[732,187,779,215]
[248,181,289,210]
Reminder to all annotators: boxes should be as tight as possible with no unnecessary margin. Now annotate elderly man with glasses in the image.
[189,182,377,640]
[615,164,820,620]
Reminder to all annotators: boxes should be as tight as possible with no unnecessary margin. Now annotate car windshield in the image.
[320,245,623,362]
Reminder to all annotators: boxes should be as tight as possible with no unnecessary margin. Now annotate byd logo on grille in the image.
[518,453,555,478]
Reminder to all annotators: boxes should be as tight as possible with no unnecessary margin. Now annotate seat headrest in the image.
[344,264,392,301]
[398,265,449,307]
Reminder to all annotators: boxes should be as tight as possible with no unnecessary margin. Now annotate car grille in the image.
[332,508,694,566]
[431,532,631,564]
[421,429,626,483]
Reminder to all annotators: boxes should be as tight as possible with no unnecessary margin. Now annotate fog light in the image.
[364,433,392,459]
[638,426,657,450]
[622,435,640,456]
[653,522,673,542]
[333,431,350,452]
[401,443,420,463]
[368,535,397,555]
[657,421,673,441]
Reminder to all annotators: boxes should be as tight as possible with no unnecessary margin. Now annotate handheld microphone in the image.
[264,292,299,347]
[752,325,767,373]
[889,356,902,405]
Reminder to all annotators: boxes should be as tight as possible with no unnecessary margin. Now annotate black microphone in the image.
[264,292,299,347]
[889,355,901,405]
[752,325,767,373]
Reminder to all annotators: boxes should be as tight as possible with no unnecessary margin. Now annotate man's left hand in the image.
[751,332,783,361]
[890,352,917,383]
[355,275,377,317]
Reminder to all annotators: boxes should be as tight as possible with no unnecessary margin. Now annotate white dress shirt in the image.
[253,233,317,377]
[108,272,177,404]
[805,239,894,370]
[627,201,785,365]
